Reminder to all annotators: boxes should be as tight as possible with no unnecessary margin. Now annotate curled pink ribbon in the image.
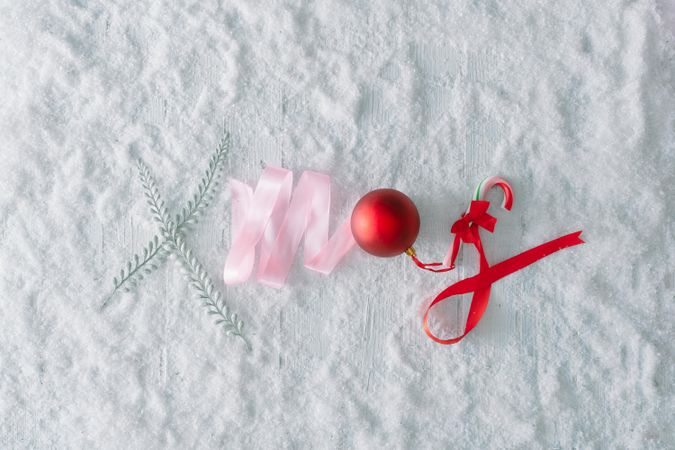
[223,167,356,288]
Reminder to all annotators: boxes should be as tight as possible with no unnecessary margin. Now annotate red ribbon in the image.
[448,200,495,268]
[422,200,584,345]
[409,253,454,273]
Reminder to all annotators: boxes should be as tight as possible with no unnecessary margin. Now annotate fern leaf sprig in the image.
[101,235,165,309]
[105,159,251,350]
[173,234,250,350]
[174,137,229,229]
[103,135,230,303]
[102,137,249,350]
[102,160,176,311]
[128,157,249,349]
[138,158,175,235]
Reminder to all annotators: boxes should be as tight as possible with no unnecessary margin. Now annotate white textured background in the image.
[1,0,673,448]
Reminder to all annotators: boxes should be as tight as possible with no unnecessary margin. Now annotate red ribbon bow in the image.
[451,200,496,239]
[421,199,584,345]
[448,200,496,268]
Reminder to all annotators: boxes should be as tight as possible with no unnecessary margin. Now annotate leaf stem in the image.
[100,239,163,310]
[172,235,250,350]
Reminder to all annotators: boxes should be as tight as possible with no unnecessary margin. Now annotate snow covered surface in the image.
[1,0,674,448]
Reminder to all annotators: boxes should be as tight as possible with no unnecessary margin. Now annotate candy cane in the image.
[471,176,513,211]
[442,176,513,268]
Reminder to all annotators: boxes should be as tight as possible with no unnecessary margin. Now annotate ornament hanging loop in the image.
[405,246,454,273]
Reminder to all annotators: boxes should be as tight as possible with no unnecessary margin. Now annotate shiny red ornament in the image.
[350,188,420,257]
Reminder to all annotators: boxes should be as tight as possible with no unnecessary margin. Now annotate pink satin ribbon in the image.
[223,166,356,288]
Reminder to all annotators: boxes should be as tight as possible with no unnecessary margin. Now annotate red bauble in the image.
[351,188,420,257]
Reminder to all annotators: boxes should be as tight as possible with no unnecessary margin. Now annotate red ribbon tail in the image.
[470,230,584,288]
[423,231,584,345]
